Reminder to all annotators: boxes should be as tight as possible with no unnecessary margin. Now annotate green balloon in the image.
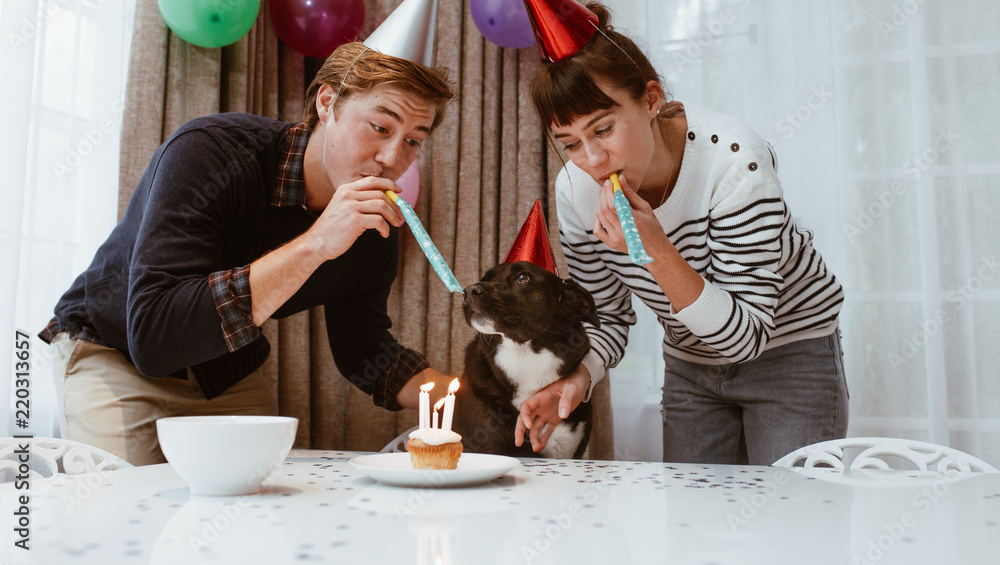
[158,0,260,48]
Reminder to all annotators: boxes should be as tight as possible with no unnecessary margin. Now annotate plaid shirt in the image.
[39,123,314,349]
[207,122,312,352]
[270,122,312,209]
[41,121,427,409]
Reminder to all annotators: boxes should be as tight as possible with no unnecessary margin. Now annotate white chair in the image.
[380,426,418,453]
[0,437,133,482]
[773,437,998,473]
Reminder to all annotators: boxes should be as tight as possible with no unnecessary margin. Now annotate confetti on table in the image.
[385,190,463,293]
[610,173,653,265]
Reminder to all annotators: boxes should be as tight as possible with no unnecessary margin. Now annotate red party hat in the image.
[522,0,599,63]
[503,199,558,275]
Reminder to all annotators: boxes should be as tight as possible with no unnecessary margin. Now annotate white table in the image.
[2,449,998,564]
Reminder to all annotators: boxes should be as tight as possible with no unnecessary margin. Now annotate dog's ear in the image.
[560,278,601,328]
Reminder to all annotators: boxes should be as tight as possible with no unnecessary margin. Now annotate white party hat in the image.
[364,0,438,67]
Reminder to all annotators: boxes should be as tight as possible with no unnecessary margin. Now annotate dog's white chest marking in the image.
[541,424,586,459]
[494,339,584,457]
[494,338,563,410]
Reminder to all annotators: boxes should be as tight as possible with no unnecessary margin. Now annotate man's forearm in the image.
[248,235,325,326]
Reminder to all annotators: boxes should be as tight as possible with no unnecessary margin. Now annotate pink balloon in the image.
[396,161,421,212]
[269,0,365,59]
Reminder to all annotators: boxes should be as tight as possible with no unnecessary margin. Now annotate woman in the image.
[515,1,847,465]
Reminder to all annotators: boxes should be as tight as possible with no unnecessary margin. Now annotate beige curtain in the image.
[118,0,614,458]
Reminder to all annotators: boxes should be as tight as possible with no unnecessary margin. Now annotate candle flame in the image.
[420,382,435,392]
[434,398,446,411]
[447,378,460,394]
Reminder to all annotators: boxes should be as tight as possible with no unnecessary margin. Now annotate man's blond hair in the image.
[303,42,455,131]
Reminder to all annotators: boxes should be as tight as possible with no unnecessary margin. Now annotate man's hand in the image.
[515,364,591,453]
[307,176,405,262]
[249,177,405,327]
[395,367,456,410]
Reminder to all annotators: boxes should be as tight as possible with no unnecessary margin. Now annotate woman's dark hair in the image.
[530,2,678,129]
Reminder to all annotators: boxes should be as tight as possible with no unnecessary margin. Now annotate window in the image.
[603,0,1000,466]
[2,0,136,437]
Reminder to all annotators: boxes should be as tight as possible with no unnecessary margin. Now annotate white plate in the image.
[349,452,519,488]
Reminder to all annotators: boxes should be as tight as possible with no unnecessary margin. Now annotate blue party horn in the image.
[386,191,463,293]
[610,174,653,265]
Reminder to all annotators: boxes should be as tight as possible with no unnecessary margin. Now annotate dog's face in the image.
[462,261,599,343]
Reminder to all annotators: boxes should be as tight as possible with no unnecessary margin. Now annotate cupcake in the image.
[406,428,463,470]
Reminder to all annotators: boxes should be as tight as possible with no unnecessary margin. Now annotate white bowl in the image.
[156,415,298,496]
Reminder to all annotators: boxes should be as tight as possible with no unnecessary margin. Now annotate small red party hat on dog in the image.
[503,199,558,275]
[522,0,599,63]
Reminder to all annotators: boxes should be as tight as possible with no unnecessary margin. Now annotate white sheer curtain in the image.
[603,0,1000,466]
[1,0,135,437]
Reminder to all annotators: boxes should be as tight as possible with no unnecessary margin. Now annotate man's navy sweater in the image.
[41,113,417,405]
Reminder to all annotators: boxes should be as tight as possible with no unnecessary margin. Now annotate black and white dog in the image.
[452,261,599,459]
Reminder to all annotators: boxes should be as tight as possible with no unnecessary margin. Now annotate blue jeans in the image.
[661,330,848,466]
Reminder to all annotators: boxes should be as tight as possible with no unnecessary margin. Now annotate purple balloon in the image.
[470,0,536,49]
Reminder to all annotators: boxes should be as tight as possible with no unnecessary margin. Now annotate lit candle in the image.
[432,398,446,429]
[419,382,435,429]
[441,379,461,432]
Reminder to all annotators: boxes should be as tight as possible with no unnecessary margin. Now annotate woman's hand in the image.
[514,364,591,452]
[593,173,670,257]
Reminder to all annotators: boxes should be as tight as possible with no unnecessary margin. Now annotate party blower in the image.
[610,173,653,265]
[351,0,461,293]
[386,190,463,293]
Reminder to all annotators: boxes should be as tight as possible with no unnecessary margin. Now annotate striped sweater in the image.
[556,104,844,397]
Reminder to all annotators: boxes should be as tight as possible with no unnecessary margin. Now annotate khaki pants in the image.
[50,333,278,466]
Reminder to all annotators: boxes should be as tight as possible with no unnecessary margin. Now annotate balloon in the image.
[158,0,260,48]
[470,0,536,49]
[396,161,421,221]
[269,0,366,59]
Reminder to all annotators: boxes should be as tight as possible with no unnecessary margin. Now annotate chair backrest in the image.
[380,426,418,453]
[772,437,998,473]
[0,437,133,482]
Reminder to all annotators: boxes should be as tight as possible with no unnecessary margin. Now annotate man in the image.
[38,6,457,465]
